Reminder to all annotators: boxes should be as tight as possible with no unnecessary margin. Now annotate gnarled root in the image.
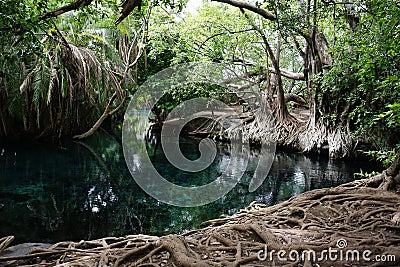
[2,187,400,266]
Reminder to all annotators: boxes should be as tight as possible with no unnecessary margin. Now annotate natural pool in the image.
[0,132,380,244]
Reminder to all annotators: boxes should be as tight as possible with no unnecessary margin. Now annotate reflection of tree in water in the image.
[72,131,378,239]
[76,132,144,239]
[26,194,63,232]
[246,149,379,207]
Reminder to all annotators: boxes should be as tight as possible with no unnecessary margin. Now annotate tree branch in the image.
[284,93,307,105]
[211,0,276,21]
[73,6,152,139]
[269,67,305,80]
[198,29,254,50]
[231,59,304,80]
[39,0,93,20]
[291,34,306,59]
[240,9,288,118]
[73,92,118,139]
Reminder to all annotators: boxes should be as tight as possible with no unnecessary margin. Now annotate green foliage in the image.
[354,169,380,179]
[321,0,400,148]
[377,103,400,128]
[365,149,397,168]
[0,0,45,88]
[156,83,232,114]
[143,2,306,117]
[0,0,144,138]
[355,148,397,178]
[1,0,399,149]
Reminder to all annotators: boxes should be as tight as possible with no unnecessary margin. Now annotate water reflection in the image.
[0,133,380,244]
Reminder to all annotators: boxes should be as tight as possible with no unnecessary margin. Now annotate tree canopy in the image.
[0,0,399,159]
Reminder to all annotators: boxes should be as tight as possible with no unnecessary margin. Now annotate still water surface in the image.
[0,132,380,244]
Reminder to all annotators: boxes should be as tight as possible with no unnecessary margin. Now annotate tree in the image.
[0,0,149,139]
[2,0,399,164]
[199,0,399,159]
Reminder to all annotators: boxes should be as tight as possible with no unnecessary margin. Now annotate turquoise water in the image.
[0,132,380,244]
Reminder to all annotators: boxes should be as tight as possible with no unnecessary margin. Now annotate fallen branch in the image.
[73,91,118,139]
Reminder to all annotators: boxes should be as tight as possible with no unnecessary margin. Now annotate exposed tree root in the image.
[190,105,353,158]
[1,185,400,266]
[0,237,14,255]
[297,117,353,159]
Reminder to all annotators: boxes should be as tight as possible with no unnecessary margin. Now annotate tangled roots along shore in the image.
[1,186,400,266]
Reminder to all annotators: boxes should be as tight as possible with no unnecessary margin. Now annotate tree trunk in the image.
[387,151,400,186]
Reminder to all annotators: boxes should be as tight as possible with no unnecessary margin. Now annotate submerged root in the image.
[1,187,400,266]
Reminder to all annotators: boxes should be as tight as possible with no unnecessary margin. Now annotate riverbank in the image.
[1,180,399,266]
[174,106,374,160]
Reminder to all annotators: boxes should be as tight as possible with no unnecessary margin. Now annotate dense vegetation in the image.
[2,1,400,265]
[1,0,399,162]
